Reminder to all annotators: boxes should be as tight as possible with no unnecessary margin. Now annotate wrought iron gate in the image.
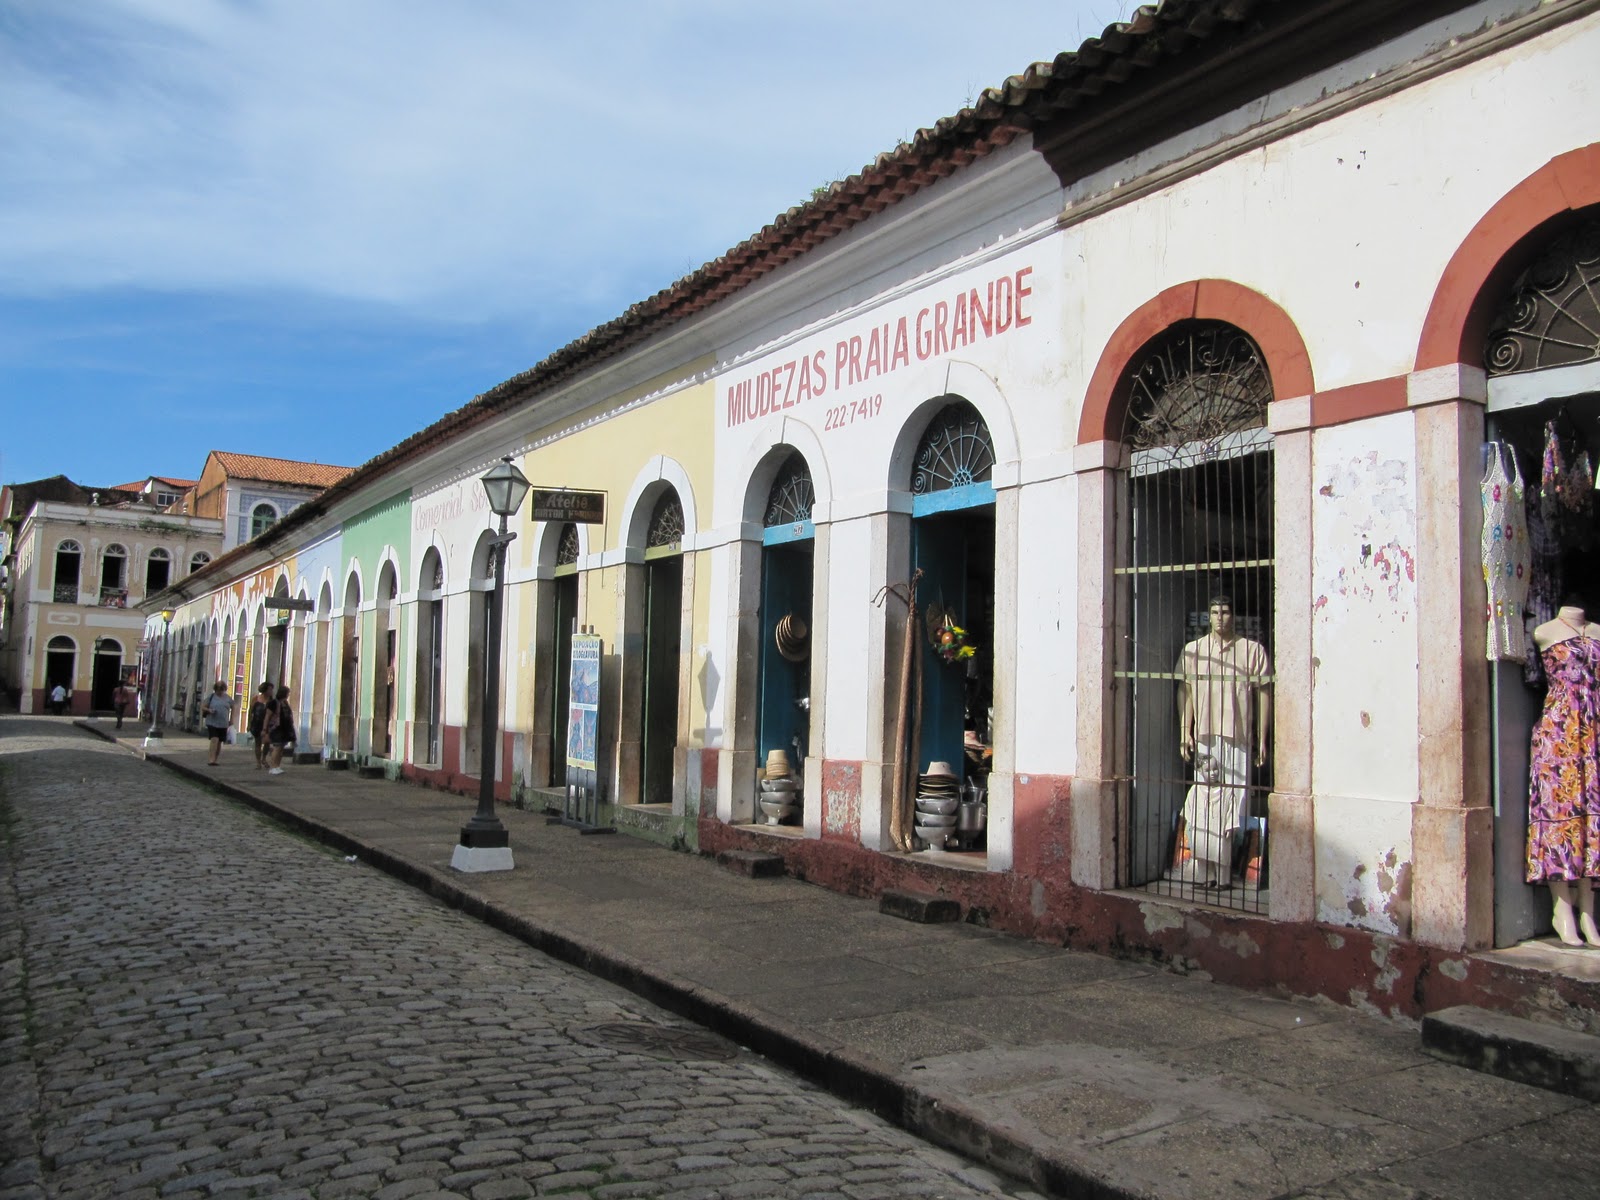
[1114,322,1275,914]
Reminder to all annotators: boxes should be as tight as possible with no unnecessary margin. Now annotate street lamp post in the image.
[452,456,530,873]
[143,608,176,750]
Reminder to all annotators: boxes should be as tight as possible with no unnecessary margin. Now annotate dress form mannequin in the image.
[1172,598,1272,888]
[1528,604,1600,948]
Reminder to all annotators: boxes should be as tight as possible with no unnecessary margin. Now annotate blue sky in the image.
[1,0,1142,489]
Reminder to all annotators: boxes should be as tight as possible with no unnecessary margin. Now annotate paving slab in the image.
[78,721,1600,1200]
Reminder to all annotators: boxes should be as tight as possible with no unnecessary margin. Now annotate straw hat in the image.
[774,613,810,663]
[923,761,957,779]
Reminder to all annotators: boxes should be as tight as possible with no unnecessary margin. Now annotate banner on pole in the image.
[565,634,602,772]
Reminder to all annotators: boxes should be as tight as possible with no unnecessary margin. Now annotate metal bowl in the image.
[916,828,948,850]
[760,778,800,793]
[915,811,958,829]
[915,795,959,816]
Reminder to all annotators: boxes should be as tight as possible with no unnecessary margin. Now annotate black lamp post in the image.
[452,455,530,873]
[144,607,175,748]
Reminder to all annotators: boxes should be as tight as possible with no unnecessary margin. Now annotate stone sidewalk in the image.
[81,721,1598,1200]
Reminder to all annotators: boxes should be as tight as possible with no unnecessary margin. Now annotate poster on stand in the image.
[566,634,602,772]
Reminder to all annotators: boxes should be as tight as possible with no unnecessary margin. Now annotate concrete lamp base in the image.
[451,844,514,873]
[142,735,165,752]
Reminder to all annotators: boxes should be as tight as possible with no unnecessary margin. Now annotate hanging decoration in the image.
[925,603,976,666]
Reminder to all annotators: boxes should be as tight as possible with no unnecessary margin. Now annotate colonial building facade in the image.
[2,485,223,714]
[143,1,1600,1023]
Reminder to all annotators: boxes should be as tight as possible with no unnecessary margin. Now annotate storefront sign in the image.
[722,264,1034,429]
[264,596,315,612]
[530,488,605,524]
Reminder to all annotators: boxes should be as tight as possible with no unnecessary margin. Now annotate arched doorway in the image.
[547,523,580,787]
[373,562,399,758]
[1115,321,1275,912]
[755,453,815,822]
[91,636,124,712]
[266,577,290,686]
[45,635,76,711]
[638,490,684,806]
[53,540,81,603]
[337,573,362,753]
[415,549,446,766]
[1480,209,1600,946]
[464,532,496,777]
[310,582,334,752]
[907,400,997,830]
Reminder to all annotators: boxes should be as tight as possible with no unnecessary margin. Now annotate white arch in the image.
[535,519,593,572]
[416,531,450,590]
[732,417,835,528]
[342,559,364,612]
[371,545,403,597]
[619,455,701,551]
[880,358,1021,493]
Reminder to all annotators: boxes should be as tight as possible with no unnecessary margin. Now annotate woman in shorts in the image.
[202,682,234,766]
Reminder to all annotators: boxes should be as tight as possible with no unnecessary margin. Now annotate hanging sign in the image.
[530,488,605,524]
[565,634,602,772]
[264,596,315,612]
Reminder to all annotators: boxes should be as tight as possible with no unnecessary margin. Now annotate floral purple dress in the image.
[1527,634,1600,883]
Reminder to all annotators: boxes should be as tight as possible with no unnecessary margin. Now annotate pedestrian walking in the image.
[112,679,133,729]
[202,681,234,766]
[265,685,295,775]
[247,682,273,770]
[49,682,68,716]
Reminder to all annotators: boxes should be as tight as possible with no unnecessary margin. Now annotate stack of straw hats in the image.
[774,614,809,662]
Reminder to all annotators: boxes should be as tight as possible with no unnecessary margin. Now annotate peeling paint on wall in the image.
[1141,902,1185,935]
[1321,842,1413,937]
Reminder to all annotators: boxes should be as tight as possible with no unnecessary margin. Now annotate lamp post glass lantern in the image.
[454,456,529,872]
[146,608,175,741]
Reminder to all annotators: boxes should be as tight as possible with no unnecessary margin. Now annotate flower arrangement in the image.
[929,609,976,665]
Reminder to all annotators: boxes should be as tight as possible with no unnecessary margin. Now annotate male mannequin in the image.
[1172,597,1272,888]
[1527,604,1600,948]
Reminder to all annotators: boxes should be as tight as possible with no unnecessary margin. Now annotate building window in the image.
[189,551,211,575]
[155,490,180,507]
[53,540,81,603]
[250,504,279,540]
[100,544,128,606]
[146,548,172,593]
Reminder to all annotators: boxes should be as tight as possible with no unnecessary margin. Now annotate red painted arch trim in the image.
[1416,143,1600,372]
[1077,279,1314,446]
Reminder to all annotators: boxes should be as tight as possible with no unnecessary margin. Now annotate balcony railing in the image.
[98,587,129,608]
[53,582,80,603]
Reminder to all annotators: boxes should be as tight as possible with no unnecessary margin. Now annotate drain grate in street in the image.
[571,1021,739,1062]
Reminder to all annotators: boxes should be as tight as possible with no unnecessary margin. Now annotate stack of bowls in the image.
[914,761,961,849]
[774,614,809,662]
[758,749,800,825]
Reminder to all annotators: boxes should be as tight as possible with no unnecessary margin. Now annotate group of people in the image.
[201,680,295,773]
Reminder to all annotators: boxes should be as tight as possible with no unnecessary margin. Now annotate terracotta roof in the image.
[111,476,196,492]
[208,452,354,490]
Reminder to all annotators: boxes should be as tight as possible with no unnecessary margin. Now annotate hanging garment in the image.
[1481,441,1530,663]
[1541,417,1597,550]
[1171,736,1249,886]
[1526,634,1600,883]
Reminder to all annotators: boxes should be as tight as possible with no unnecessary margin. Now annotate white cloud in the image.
[0,0,1143,322]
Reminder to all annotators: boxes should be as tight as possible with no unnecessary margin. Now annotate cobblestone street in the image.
[0,718,1036,1200]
